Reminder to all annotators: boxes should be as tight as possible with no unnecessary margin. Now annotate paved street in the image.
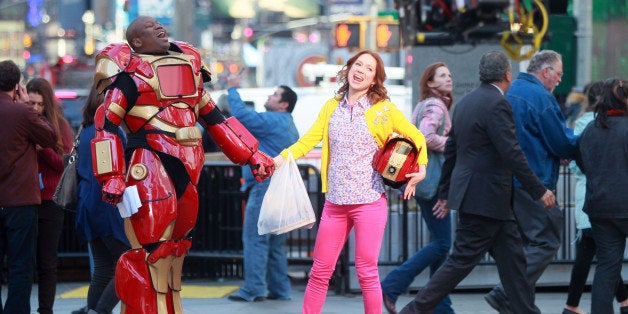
[12,279,604,313]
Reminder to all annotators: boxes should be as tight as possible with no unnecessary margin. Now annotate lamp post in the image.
[367,0,381,50]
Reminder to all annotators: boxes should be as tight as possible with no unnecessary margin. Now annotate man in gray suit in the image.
[398,51,555,314]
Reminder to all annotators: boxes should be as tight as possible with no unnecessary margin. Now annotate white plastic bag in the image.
[258,153,316,235]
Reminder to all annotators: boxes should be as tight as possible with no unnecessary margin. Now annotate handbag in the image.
[52,127,81,211]
[413,99,446,200]
[258,152,316,235]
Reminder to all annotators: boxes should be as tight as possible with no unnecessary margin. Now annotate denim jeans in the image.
[566,228,628,307]
[232,180,291,301]
[381,195,454,314]
[36,200,65,314]
[590,218,628,314]
[0,205,37,314]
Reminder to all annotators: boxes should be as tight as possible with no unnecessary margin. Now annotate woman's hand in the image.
[432,199,449,219]
[402,164,426,200]
[273,155,284,168]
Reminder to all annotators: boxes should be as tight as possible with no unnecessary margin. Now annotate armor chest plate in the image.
[134,54,201,103]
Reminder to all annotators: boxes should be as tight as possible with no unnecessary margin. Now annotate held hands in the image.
[432,199,449,219]
[402,164,427,200]
[273,155,284,168]
[101,176,126,205]
[540,189,556,209]
[248,151,275,182]
[257,154,285,178]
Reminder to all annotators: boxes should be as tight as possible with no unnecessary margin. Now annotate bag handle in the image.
[69,125,83,154]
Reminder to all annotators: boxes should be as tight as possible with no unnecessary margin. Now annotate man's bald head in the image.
[126,16,150,50]
[124,16,170,54]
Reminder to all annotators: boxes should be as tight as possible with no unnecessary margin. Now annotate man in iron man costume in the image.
[91,16,274,313]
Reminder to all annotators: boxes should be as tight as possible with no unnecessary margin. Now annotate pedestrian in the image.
[575,78,628,314]
[25,77,75,314]
[485,49,579,313]
[397,50,556,314]
[225,74,299,302]
[563,87,586,129]
[562,81,628,314]
[0,59,58,314]
[273,49,428,314]
[89,15,273,312]
[74,85,131,313]
[381,62,454,314]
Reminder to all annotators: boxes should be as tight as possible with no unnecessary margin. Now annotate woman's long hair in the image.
[335,50,389,105]
[26,78,65,153]
[82,85,105,127]
[595,78,628,129]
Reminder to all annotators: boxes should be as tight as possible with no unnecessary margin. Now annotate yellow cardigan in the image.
[280,97,427,193]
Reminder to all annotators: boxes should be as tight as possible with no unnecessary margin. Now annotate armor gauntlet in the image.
[205,117,274,181]
[91,106,126,204]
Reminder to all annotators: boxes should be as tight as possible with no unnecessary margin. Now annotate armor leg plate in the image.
[116,249,161,314]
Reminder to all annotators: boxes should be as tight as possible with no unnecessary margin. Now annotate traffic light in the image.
[334,18,400,51]
[334,23,362,49]
[376,23,401,50]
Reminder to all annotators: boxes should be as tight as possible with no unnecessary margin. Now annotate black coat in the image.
[438,83,547,220]
[577,115,628,219]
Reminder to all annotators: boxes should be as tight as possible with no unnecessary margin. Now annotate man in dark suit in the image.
[398,51,556,314]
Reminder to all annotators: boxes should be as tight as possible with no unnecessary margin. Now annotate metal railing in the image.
[59,163,582,290]
[338,165,580,292]
[58,162,324,280]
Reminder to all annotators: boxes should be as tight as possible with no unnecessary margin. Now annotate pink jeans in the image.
[302,195,388,314]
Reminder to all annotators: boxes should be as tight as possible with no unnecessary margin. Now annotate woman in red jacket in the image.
[26,78,74,314]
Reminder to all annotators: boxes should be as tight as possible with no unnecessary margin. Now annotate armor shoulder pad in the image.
[200,60,212,83]
[171,41,199,56]
[94,43,132,93]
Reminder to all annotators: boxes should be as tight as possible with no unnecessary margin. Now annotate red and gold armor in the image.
[91,41,273,313]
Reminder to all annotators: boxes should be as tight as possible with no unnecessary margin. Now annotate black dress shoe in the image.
[227,294,265,302]
[71,306,88,314]
[382,292,397,314]
[562,309,578,314]
[484,290,513,314]
[621,305,628,314]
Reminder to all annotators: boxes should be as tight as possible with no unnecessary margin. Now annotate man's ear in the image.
[132,38,142,50]
[278,101,289,111]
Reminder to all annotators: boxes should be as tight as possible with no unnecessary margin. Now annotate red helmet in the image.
[372,135,421,189]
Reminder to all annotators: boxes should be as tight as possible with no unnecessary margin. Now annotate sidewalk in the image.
[27,279,603,314]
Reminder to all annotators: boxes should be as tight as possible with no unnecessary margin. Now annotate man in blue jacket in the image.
[485,50,579,313]
[225,73,300,302]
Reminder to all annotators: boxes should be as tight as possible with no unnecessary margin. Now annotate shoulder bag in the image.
[53,126,82,211]
[414,99,446,201]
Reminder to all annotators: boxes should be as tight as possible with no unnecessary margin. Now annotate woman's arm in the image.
[419,101,448,152]
[38,147,64,172]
